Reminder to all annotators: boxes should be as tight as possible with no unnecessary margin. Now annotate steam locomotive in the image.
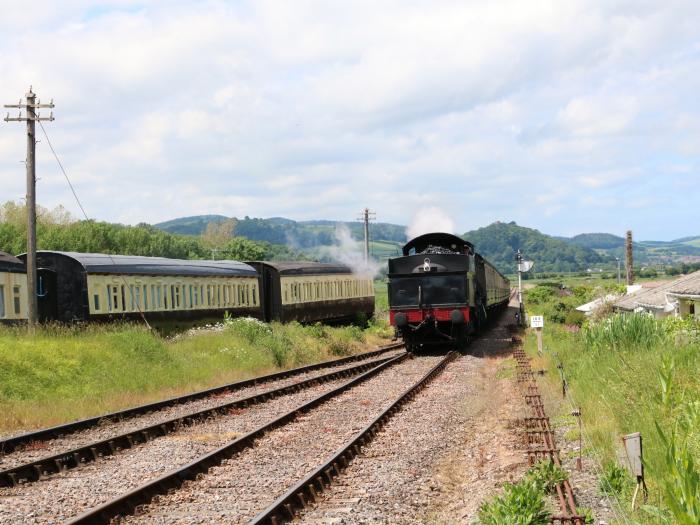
[388,233,510,351]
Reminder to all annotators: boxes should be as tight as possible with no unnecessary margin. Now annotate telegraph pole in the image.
[4,87,54,327]
[357,208,375,264]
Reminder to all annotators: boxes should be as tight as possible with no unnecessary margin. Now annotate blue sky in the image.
[0,0,698,240]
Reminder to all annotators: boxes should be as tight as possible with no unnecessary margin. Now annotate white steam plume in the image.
[326,224,382,278]
[406,206,456,239]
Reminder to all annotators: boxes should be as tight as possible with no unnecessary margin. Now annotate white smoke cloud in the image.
[326,224,382,278]
[406,206,456,240]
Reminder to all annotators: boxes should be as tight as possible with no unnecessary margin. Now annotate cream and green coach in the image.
[19,252,260,323]
[0,252,27,322]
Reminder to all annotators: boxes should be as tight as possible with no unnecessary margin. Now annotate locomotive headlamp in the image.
[423,258,431,272]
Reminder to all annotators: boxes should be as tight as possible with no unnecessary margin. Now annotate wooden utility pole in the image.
[357,208,375,264]
[625,230,634,286]
[4,87,55,327]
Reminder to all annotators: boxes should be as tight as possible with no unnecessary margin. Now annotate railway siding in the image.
[0,353,400,481]
[0,342,402,454]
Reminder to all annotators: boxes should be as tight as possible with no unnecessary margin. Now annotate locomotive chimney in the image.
[625,230,634,285]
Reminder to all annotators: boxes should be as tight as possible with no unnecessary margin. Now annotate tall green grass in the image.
[0,318,393,433]
[523,287,700,523]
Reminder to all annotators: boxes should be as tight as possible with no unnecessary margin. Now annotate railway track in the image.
[0,342,403,456]
[0,351,458,525]
[0,348,405,486]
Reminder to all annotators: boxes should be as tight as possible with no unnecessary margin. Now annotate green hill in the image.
[463,222,608,274]
[154,215,406,249]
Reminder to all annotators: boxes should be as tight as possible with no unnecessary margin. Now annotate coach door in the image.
[37,269,58,322]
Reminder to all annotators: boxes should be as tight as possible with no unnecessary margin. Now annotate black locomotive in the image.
[388,233,510,350]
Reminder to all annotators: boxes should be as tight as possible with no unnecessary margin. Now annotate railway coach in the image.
[0,252,27,322]
[387,232,510,351]
[17,251,261,323]
[247,261,375,323]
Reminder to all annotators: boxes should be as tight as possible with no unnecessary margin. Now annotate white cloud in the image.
[0,1,699,240]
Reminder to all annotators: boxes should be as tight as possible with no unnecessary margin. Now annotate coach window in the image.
[164,285,170,309]
[143,285,149,310]
[94,288,101,312]
[0,285,5,318]
[13,285,21,315]
[252,285,257,306]
[120,285,127,312]
[112,285,120,311]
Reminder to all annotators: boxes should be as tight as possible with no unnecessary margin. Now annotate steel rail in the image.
[250,351,458,525]
[0,353,401,487]
[0,342,403,454]
[64,352,410,525]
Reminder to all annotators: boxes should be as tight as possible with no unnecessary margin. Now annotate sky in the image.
[0,0,699,241]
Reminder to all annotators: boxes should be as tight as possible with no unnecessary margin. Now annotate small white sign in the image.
[530,315,544,328]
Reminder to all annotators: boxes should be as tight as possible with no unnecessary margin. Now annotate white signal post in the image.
[516,250,533,326]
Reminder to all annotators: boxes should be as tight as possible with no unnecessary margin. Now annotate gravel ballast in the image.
[120,356,444,524]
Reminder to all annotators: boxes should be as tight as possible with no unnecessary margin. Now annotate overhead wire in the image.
[37,119,152,330]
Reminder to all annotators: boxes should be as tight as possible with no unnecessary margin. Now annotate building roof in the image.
[0,252,25,273]
[246,261,353,276]
[667,270,700,297]
[615,271,700,311]
[29,251,257,277]
[576,294,620,314]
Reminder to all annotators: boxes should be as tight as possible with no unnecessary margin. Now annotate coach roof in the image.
[246,261,353,275]
[26,251,257,277]
[0,251,25,273]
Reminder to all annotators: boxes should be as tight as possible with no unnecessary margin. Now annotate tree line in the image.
[0,201,305,262]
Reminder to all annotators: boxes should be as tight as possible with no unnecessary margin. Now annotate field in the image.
[522,281,700,523]
[0,317,393,434]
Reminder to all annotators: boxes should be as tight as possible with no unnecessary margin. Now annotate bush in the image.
[564,310,586,327]
[598,462,633,497]
[524,459,569,493]
[478,479,550,525]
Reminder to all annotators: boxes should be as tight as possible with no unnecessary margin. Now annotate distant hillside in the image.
[156,215,229,235]
[154,215,406,249]
[569,233,625,250]
[563,232,700,265]
[154,215,700,271]
[463,222,608,274]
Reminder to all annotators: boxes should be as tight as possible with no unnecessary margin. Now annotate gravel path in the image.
[119,355,444,524]
[0,350,401,471]
[296,309,528,524]
[0,371,376,525]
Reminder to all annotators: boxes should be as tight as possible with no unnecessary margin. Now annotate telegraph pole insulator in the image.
[4,87,55,327]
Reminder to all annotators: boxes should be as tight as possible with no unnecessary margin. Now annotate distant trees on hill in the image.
[0,201,304,261]
[462,221,608,274]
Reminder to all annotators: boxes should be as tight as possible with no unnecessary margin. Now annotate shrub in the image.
[478,479,550,525]
[598,462,632,497]
[564,310,586,327]
[524,459,569,493]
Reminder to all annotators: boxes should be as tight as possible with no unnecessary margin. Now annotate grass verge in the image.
[0,317,393,434]
[523,283,700,523]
